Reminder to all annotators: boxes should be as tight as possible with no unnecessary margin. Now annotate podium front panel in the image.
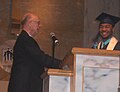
[75,54,119,92]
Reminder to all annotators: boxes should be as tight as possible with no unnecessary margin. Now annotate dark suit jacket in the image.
[8,30,61,92]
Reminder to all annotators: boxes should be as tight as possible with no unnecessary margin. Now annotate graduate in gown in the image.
[92,12,120,50]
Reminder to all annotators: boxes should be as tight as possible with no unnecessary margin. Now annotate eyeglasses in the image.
[32,20,40,24]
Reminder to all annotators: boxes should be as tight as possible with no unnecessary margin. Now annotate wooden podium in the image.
[43,48,120,92]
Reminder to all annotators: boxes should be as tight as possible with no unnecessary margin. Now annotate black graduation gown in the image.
[8,30,61,92]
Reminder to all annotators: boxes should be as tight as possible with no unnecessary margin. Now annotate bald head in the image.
[21,13,41,37]
[21,13,36,26]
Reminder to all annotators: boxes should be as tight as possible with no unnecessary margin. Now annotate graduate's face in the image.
[99,23,113,39]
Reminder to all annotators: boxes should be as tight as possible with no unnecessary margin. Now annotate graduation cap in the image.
[96,12,120,27]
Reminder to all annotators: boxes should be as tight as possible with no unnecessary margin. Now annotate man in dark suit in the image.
[92,12,120,50]
[8,13,62,92]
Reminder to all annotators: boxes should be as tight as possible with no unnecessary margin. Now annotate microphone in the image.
[50,32,59,45]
